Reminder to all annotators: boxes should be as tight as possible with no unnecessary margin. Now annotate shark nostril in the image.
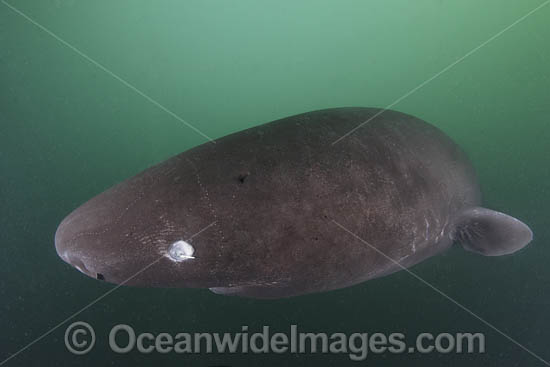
[73,261,89,275]
[96,273,105,281]
[64,253,93,277]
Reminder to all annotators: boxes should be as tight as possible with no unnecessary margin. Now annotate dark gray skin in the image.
[55,107,533,298]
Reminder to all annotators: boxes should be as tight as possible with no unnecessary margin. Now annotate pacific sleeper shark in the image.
[55,107,532,298]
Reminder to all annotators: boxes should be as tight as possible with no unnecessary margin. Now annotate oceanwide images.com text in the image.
[66,322,485,361]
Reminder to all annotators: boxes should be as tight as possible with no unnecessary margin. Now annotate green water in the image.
[1,0,549,366]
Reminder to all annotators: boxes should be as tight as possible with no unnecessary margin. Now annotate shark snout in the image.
[54,193,127,282]
[55,215,106,281]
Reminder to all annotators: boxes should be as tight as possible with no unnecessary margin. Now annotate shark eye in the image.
[168,240,195,262]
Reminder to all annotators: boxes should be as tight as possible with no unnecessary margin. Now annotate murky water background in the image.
[1,1,549,365]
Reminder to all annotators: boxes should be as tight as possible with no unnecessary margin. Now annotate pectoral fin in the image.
[210,284,296,299]
[451,207,533,256]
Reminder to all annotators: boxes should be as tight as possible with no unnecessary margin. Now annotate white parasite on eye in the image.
[167,240,195,262]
